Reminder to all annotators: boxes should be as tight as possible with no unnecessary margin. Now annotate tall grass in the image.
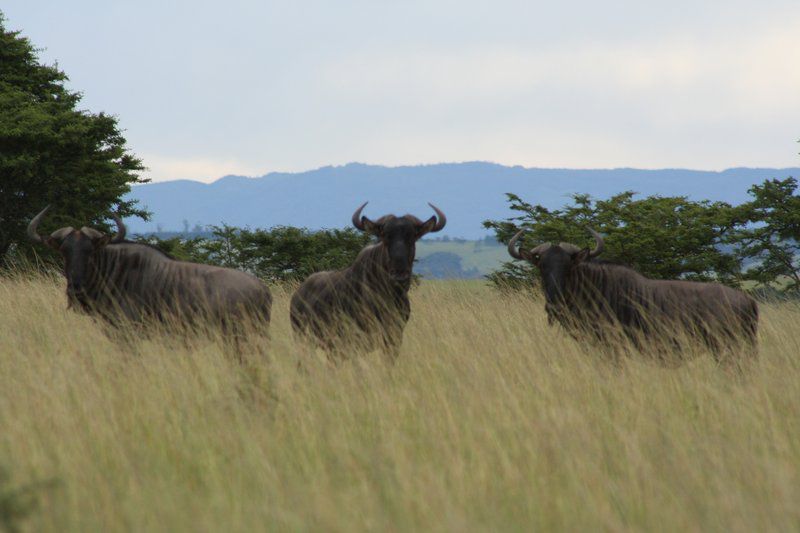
[0,275,798,531]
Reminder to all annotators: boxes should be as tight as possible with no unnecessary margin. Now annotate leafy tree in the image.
[727,177,800,292]
[204,224,247,269]
[0,12,147,266]
[236,226,372,281]
[484,192,741,289]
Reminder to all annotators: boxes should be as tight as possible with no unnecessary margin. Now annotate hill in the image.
[124,163,800,239]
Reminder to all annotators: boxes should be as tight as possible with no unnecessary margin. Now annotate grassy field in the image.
[0,274,798,532]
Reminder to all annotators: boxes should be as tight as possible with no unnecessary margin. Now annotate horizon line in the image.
[136,161,800,187]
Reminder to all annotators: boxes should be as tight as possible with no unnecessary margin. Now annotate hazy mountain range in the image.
[124,162,800,239]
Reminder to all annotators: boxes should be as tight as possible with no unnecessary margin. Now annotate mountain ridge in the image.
[125,162,800,238]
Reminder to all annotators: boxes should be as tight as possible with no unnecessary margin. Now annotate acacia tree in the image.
[727,177,800,292]
[484,192,741,288]
[0,12,147,266]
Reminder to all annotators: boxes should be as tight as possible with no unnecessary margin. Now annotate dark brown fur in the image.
[28,208,271,332]
[509,230,758,360]
[290,243,411,356]
[67,239,272,330]
[290,204,446,358]
[556,260,759,358]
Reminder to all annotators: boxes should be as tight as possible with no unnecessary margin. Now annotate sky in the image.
[4,0,800,183]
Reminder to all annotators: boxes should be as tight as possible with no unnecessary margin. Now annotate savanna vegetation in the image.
[2,11,799,532]
[1,275,799,531]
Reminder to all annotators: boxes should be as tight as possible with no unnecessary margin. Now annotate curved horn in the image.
[588,228,604,257]
[110,214,126,243]
[426,203,447,233]
[27,205,50,243]
[507,229,526,260]
[351,201,369,231]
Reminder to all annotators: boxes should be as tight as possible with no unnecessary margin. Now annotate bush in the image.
[137,225,373,282]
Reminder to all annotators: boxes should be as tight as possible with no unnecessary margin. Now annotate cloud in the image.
[303,14,800,170]
[319,17,800,115]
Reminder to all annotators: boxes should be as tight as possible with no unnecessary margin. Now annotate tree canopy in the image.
[728,178,800,292]
[0,12,146,266]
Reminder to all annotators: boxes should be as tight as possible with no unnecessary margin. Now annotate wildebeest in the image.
[507,228,759,360]
[27,206,272,333]
[290,202,446,359]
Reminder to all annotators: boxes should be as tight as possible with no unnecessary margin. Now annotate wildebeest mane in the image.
[371,214,428,226]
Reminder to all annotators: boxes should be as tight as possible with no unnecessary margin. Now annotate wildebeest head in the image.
[352,202,446,283]
[27,206,126,304]
[508,228,604,306]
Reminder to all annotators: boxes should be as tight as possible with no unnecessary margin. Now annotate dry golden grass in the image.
[0,274,798,532]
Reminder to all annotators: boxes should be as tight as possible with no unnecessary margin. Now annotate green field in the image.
[416,239,507,276]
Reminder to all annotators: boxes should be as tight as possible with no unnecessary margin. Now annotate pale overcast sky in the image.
[4,1,800,182]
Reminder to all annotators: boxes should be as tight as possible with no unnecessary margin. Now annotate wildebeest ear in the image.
[92,234,112,248]
[416,216,437,238]
[573,248,591,264]
[525,250,540,264]
[362,218,383,236]
[46,227,74,250]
